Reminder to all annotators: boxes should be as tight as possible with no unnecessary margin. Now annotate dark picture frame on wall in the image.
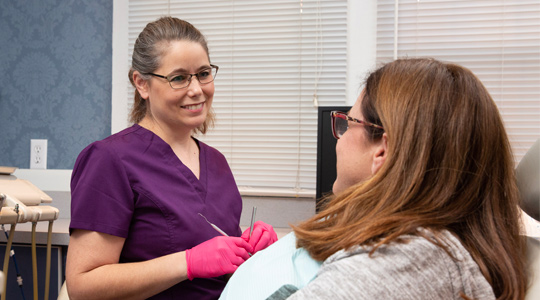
[316,105,351,212]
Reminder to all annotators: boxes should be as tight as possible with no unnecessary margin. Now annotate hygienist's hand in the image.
[185,236,253,280]
[241,221,278,254]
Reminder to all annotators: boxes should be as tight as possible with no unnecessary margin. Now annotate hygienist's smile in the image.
[181,101,205,112]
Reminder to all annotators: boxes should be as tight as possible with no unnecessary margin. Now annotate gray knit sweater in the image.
[285,229,495,300]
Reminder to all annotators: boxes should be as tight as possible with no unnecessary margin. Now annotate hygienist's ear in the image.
[371,133,388,175]
[133,71,150,100]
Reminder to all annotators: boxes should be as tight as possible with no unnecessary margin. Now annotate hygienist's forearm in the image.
[66,251,188,300]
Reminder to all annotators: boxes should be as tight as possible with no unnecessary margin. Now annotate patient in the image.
[221,58,527,300]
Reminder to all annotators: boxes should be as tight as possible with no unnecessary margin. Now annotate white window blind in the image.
[127,0,348,196]
[376,0,540,163]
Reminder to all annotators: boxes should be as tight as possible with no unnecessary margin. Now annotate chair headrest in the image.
[517,139,540,221]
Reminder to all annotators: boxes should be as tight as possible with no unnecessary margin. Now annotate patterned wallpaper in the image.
[0,0,112,169]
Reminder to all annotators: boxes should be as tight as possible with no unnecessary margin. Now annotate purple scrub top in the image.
[70,124,243,299]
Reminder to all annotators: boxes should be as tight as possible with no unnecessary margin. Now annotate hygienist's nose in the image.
[186,77,203,96]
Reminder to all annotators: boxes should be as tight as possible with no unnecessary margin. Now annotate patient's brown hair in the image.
[293,58,527,299]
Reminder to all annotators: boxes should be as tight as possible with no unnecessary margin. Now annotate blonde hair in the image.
[128,16,215,134]
[294,58,527,299]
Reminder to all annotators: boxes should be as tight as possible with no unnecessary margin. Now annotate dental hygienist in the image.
[66,17,277,300]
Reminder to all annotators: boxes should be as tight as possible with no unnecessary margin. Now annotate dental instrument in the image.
[199,208,258,257]
[2,225,26,300]
[198,213,229,236]
[31,222,37,300]
[0,168,60,300]
[1,221,16,300]
[249,206,257,239]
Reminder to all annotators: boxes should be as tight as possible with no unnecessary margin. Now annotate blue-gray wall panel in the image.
[0,0,113,169]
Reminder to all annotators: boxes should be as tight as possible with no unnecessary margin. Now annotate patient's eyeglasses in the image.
[331,111,384,139]
[144,64,219,89]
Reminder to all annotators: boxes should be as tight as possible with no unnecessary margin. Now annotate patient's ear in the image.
[133,71,149,100]
[371,133,387,175]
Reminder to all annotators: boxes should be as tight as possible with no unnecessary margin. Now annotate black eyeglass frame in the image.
[144,64,219,89]
[330,110,384,139]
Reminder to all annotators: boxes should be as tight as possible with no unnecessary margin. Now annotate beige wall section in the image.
[240,196,315,232]
[347,0,377,105]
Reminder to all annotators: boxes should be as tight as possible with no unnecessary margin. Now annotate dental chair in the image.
[58,281,68,299]
[517,138,540,299]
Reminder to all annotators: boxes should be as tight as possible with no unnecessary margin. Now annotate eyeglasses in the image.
[331,111,384,139]
[144,64,219,89]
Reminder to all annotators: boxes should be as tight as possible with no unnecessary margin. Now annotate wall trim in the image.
[111,0,129,134]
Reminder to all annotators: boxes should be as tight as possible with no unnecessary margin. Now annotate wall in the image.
[0,0,374,169]
[4,0,375,230]
[0,0,113,169]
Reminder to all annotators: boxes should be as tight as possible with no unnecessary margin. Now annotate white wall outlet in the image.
[30,139,48,169]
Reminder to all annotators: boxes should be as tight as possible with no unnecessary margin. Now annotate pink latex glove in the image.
[241,221,278,254]
[185,236,253,280]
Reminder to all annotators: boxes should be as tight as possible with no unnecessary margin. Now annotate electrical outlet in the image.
[30,139,48,169]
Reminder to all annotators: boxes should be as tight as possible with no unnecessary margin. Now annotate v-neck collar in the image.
[133,124,208,201]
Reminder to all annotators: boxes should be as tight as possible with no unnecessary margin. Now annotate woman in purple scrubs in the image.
[66,17,277,299]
